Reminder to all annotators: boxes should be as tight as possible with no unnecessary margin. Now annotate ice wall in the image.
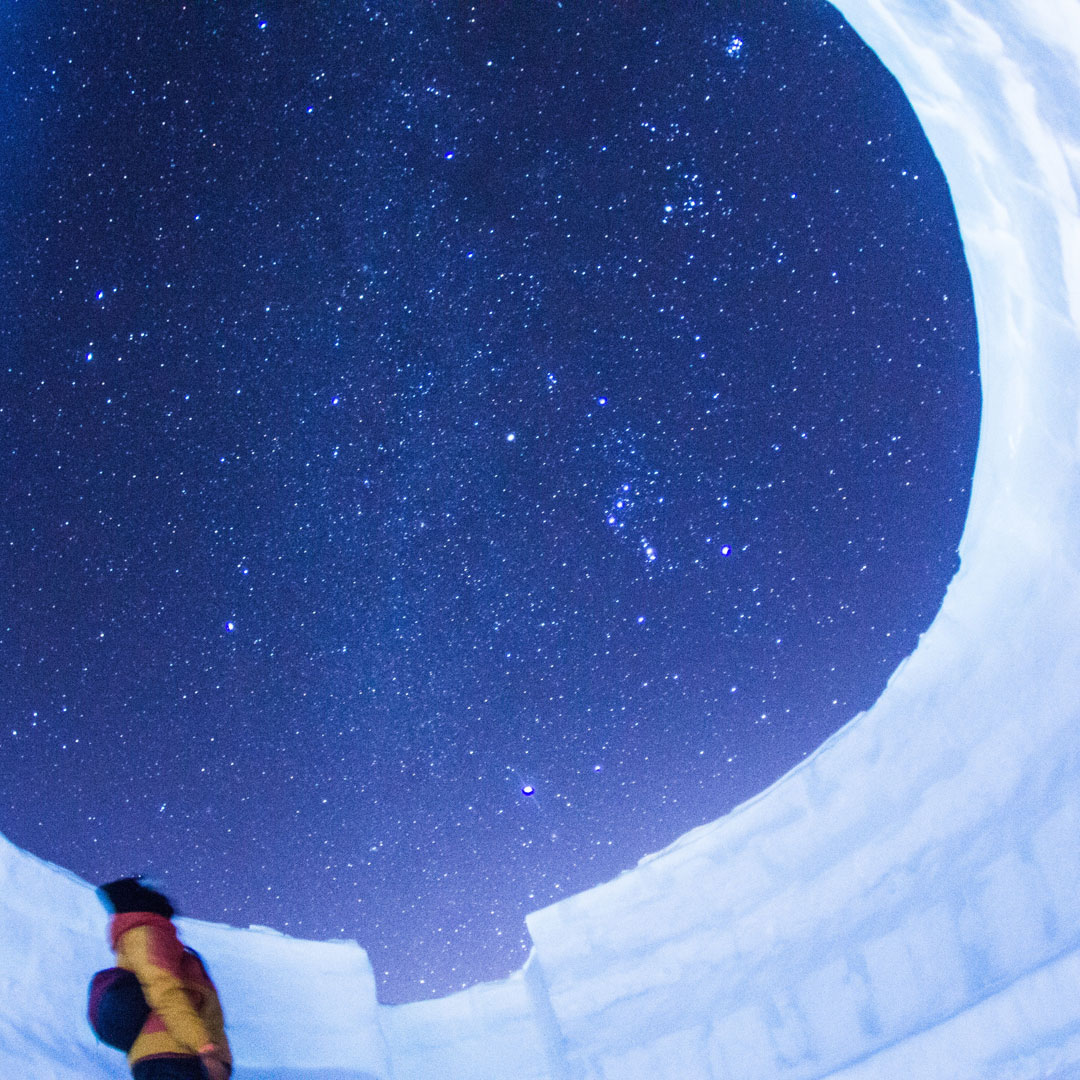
[3,0,1080,1077]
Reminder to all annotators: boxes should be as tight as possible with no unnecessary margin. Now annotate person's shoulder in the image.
[112,912,185,965]
[112,910,175,939]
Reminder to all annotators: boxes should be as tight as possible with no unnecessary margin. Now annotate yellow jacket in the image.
[109,911,232,1071]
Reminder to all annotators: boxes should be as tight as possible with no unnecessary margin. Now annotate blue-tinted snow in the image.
[3,0,1080,1076]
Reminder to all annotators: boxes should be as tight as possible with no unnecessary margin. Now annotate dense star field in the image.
[0,1,978,1002]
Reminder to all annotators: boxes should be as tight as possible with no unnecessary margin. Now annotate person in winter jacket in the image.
[98,877,232,1080]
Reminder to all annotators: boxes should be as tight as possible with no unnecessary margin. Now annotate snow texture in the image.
[4,0,1080,1075]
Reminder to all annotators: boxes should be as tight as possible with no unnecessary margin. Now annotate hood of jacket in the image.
[109,910,176,951]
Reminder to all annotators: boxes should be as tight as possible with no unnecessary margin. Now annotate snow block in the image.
[381,961,557,1080]
[175,920,390,1077]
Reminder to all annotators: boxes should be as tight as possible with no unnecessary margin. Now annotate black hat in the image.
[97,877,175,919]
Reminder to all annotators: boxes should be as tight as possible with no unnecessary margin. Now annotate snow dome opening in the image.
[3,0,1080,1077]
[1,0,978,1007]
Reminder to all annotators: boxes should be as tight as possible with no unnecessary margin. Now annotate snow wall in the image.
[3,0,1080,1076]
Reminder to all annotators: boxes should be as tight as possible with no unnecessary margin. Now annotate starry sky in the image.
[0,1,979,1003]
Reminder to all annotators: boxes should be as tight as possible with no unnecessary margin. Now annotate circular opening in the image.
[0,1,978,1002]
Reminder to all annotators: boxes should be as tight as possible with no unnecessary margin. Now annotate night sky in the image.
[0,1,978,1003]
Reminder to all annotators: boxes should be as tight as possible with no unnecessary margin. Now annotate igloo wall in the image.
[3,0,1080,1076]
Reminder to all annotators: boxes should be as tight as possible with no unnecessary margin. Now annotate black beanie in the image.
[97,877,175,919]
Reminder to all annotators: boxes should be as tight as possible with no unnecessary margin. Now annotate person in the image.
[97,877,232,1080]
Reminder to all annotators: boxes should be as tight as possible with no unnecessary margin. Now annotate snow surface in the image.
[4,0,1080,1076]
